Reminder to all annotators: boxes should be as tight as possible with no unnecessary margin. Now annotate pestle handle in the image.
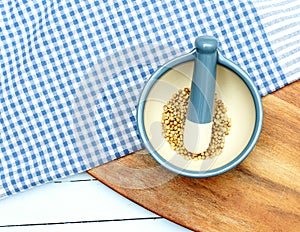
[187,36,218,124]
[184,36,218,154]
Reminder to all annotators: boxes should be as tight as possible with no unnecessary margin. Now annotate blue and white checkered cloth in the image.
[1,0,299,198]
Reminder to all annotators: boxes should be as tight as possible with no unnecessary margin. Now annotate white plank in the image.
[0,179,154,225]
[0,218,189,232]
[52,172,96,182]
[0,173,191,231]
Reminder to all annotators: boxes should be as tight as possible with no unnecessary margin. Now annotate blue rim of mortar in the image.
[137,49,263,178]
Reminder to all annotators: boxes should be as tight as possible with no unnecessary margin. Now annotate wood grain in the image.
[88,80,300,232]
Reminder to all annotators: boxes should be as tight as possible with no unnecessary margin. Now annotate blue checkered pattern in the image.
[0,0,299,198]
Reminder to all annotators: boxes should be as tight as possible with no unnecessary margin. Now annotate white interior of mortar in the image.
[143,61,256,172]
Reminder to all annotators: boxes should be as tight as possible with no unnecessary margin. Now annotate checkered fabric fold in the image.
[1,0,299,198]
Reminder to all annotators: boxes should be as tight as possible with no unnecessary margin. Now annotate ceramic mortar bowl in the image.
[137,50,263,178]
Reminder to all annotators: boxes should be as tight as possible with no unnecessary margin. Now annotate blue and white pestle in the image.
[184,36,218,154]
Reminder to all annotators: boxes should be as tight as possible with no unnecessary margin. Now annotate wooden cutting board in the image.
[88,80,300,232]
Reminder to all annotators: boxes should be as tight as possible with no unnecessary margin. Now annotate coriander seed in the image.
[161,88,231,160]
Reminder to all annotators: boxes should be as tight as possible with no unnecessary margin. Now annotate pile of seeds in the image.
[161,88,231,160]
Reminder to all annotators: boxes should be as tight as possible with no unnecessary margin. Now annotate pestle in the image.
[184,36,218,154]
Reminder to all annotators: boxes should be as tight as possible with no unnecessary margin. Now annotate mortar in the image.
[137,45,263,178]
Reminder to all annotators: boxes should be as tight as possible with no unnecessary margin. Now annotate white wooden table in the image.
[0,172,191,232]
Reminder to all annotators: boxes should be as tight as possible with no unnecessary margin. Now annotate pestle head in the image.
[195,36,218,54]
